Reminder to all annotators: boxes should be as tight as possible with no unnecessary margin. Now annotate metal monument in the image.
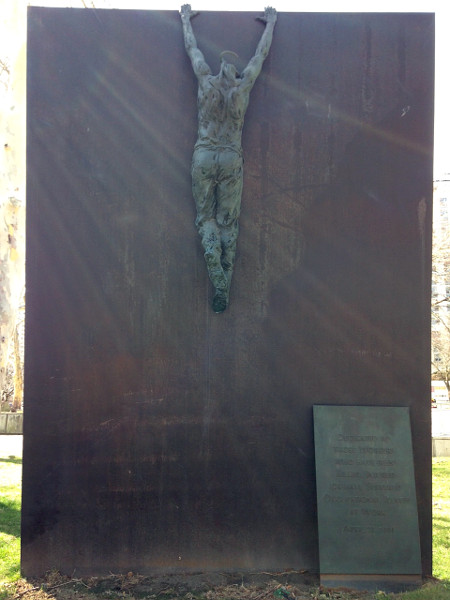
[23,8,433,580]
[181,4,277,312]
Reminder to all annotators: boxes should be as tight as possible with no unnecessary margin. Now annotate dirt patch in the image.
[6,572,378,600]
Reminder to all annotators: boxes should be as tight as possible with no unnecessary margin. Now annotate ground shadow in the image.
[0,499,21,538]
[0,456,22,465]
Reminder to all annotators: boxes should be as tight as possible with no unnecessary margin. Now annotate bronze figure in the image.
[181,5,277,312]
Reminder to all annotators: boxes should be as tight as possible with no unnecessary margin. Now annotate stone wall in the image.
[0,412,23,434]
[432,437,450,457]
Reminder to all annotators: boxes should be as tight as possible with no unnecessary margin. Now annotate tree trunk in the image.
[0,1,26,404]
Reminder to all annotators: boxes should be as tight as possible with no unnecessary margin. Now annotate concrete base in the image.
[0,412,23,434]
[320,574,423,593]
[432,437,450,457]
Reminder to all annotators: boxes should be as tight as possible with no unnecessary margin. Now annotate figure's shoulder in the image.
[231,80,251,100]
[199,74,220,93]
[198,73,212,86]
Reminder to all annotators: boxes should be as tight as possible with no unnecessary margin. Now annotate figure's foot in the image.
[212,289,228,313]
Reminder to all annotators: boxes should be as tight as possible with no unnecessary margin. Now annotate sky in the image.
[2,0,449,176]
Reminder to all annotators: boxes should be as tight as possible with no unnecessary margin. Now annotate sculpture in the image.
[180,5,277,312]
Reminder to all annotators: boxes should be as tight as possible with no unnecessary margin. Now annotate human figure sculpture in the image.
[180,5,277,312]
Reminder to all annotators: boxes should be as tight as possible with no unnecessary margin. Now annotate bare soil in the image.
[6,571,379,600]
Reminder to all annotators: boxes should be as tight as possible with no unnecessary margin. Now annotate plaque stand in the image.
[319,575,423,593]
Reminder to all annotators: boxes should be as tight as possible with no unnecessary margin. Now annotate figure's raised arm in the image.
[180,4,211,80]
[240,7,277,91]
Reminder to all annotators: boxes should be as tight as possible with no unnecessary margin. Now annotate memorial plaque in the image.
[314,406,421,589]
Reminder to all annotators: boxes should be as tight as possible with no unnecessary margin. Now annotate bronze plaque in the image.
[314,406,421,582]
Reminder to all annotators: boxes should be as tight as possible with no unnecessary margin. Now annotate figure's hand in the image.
[180,4,199,21]
[256,6,277,24]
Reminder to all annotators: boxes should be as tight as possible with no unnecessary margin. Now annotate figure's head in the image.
[219,51,240,81]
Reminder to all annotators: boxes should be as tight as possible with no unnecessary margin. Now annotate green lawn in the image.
[432,458,450,580]
[0,452,21,584]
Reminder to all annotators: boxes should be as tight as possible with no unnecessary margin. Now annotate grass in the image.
[0,445,449,600]
[387,582,450,600]
[0,454,21,585]
[432,458,450,580]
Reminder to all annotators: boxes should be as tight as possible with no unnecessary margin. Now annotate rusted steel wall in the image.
[22,8,434,577]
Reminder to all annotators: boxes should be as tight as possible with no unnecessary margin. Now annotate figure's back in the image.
[196,76,250,150]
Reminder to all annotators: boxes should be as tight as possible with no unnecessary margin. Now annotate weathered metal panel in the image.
[23,8,433,577]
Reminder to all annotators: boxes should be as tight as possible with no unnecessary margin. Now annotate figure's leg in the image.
[215,150,244,309]
[191,150,228,303]
[220,221,239,285]
[199,220,228,295]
